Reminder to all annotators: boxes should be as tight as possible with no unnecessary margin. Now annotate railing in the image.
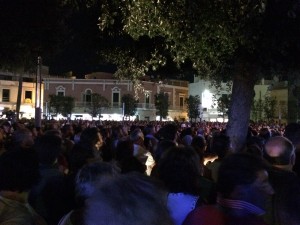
[74,101,156,109]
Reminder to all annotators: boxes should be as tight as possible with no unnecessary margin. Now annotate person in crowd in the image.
[283,122,300,176]
[0,149,47,224]
[99,126,114,162]
[150,139,177,177]
[29,134,72,225]
[206,133,231,182]
[130,128,155,175]
[83,173,173,225]
[111,125,128,152]
[258,127,272,145]
[157,123,179,143]
[154,139,177,163]
[264,136,300,225]
[58,161,120,225]
[9,127,34,151]
[115,139,146,174]
[156,146,215,225]
[61,124,75,159]
[143,124,159,154]
[183,153,274,225]
[180,127,194,146]
[244,136,265,158]
[69,127,103,175]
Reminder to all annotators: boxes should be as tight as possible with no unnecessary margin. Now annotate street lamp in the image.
[35,56,42,128]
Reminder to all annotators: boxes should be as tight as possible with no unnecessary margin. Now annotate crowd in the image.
[0,118,299,225]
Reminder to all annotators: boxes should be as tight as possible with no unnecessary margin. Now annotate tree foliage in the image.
[213,94,231,121]
[49,94,75,117]
[264,96,277,121]
[89,93,109,118]
[121,94,138,117]
[99,0,300,151]
[155,92,169,121]
[185,95,201,122]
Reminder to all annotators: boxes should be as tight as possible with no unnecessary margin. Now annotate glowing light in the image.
[202,89,213,108]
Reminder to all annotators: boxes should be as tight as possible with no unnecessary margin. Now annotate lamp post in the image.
[35,56,42,128]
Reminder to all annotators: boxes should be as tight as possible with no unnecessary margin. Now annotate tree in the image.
[49,95,64,116]
[185,95,201,122]
[100,0,300,151]
[121,94,138,118]
[61,96,75,118]
[213,94,231,122]
[89,93,109,119]
[264,96,277,121]
[49,95,75,118]
[251,99,264,122]
[155,92,169,121]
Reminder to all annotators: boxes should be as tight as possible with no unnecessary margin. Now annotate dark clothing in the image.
[183,205,268,225]
[266,167,300,225]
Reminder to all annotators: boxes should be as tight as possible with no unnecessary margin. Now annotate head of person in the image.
[61,124,74,138]
[129,128,144,145]
[34,134,62,166]
[144,125,155,136]
[191,135,206,156]
[217,153,274,211]
[154,140,176,162]
[0,150,39,192]
[284,123,300,147]
[84,173,172,225]
[264,136,295,171]
[80,127,103,151]
[245,136,264,158]
[11,128,34,150]
[210,133,231,159]
[75,161,120,206]
[157,146,202,195]
[115,139,134,161]
[259,127,272,144]
[158,123,178,142]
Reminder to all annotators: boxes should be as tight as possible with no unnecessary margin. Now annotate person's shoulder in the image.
[183,205,225,225]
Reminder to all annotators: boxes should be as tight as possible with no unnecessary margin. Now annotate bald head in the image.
[265,136,295,168]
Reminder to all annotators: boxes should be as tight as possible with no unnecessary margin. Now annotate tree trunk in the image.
[226,62,257,152]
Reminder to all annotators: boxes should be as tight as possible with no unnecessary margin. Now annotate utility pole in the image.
[16,73,23,122]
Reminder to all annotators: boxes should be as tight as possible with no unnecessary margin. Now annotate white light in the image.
[202,89,213,108]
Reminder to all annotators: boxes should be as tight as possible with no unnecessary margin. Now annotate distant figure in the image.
[183,153,274,225]
[83,173,173,225]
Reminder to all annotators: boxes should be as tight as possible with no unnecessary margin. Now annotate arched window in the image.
[56,86,65,96]
[83,89,92,105]
[112,87,120,107]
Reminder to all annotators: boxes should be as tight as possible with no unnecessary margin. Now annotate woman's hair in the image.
[75,161,120,204]
[157,146,202,195]
[84,173,172,225]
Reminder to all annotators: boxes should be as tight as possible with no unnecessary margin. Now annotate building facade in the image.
[43,72,188,121]
[189,76,288,123]
[0,71,43,119]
